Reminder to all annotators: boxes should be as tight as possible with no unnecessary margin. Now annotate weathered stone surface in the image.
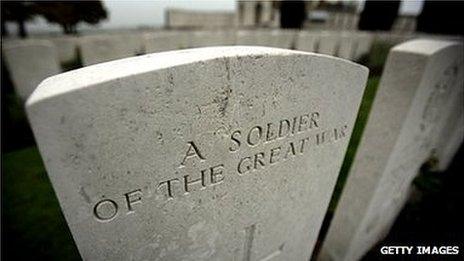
[3,39,60,100]
[320,39,463,261]
[434,79,464,171]
[295,31,319,53]
[317,32,339,56]
[79,35,137,66]
[27,47,367,261]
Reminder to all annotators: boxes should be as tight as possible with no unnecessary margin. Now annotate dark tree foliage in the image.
[2,1,37,38]
[34,1,108,35]
[358,0,400,31]
[417,1,464,35]
[279,1,307,29]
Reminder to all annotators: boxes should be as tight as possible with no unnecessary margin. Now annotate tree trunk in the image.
[62,24,72,35]
[18,19,27,38]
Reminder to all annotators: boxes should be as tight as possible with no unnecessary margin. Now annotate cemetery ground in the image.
[2,42,463,260]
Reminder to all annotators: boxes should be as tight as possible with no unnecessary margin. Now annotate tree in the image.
[417,1,464,35]
[35,1,107,35]
[358,0,400,31]
[2,1,37,38]
[279,1,307,29]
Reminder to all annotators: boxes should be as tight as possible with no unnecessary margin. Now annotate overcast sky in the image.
[10,0,424,33]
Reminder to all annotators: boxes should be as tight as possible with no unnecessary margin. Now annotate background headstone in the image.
[317,32,339,56]
[295,31,319,53]
[27,47,368,260]
[79,35,137,66]
[337,33,357,60]
[320,39,464,261]
[3,39,61,101]
[143,31,188,53]
[189,30,236,48]
[353,32,374,61]
[49,36,78,64]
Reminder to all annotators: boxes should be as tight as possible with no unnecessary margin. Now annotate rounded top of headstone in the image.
[2,39,55,50]
[27,46,367,107]
[393,39,463,55]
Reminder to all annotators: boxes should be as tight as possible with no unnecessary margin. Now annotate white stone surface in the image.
[27,47,368,261]
[3,39,61,100]
[317,32,339,56]
[295,31,319,53]
[320,39,464,261]
[79,35,137,66]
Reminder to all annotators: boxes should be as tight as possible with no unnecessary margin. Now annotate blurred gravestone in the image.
[49,36,78,64]
[27,47,368,260]
[320,39,464,261]
[236,30,295,49]
[143,31,189,53]
[337,33,357,60]
[3,39,60,100]
[353,32,374,61]
[79,35,136,66]
[295,31,319,53]
[189,30,236,48]
[317,32,339,56]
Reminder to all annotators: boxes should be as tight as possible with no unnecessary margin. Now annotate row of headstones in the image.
[3,29,438,101]
[23,38,463,260]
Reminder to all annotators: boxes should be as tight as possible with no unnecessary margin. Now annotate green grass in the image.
[3,147,81,260]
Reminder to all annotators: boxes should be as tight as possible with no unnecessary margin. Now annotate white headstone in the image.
[143,31,188,53]
[337,33,357,60]
[236,30,295,49]
[353,32,374,61]
[80,35,137,66]
[27,47,368,260]
[236,30,260,45]
[295,31,319,53]
[49,36,78,64]
[317,32,339,56]
[320,39,464,261]
[3,39,61,100]
[189,30,236,48]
